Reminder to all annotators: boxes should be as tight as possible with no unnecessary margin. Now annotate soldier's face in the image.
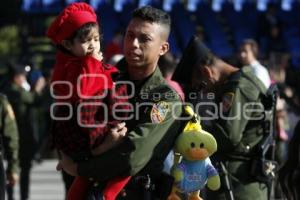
[192,65,218,92]
[14,74,26,87]
[124,18,169,70]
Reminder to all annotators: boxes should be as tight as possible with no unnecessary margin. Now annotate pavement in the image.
[9,159,65,200]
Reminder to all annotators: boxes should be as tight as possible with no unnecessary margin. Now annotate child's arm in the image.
[91,122,127,155]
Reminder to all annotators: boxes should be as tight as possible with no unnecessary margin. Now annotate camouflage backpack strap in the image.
[240,67,267,94]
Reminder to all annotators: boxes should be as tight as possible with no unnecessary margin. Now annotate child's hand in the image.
[92,51,103,61]
[107,122,127,143]
[92,122,127,155]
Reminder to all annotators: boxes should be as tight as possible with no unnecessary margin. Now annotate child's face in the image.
[68,26,101,57]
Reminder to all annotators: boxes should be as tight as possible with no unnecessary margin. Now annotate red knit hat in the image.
[47,2,98,44]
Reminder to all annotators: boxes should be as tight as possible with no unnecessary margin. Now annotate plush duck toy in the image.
[168,106,221,200]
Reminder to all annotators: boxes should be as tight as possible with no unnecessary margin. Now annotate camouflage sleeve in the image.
[1,96,19,173]
[209,88,251,153]
[77,97,182,181]
[5,87,41,106]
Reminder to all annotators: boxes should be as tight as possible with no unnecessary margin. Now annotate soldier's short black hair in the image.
[7,61,29,80]
[132,6,171,39]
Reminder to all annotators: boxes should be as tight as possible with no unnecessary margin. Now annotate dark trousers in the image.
[6,184,14,200]
[20,165,31,200]
[0,155,5,200]
[17,157,33,200]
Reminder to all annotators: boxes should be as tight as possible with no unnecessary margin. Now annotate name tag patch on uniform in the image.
[221,92,234,113]
[150,101,170,123]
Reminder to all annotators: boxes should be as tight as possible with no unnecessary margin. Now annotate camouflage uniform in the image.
[206,67,269,200]
[4,82,41,200]
[78,66,183,200]
[0,94,19,200]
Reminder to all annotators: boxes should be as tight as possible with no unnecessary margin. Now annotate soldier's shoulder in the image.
[0,93,8,102]
[0,93,10,110]
[225,68,262,100]
[239,67,265,100]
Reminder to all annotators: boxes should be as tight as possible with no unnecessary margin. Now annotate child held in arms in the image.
[47,2,130,200]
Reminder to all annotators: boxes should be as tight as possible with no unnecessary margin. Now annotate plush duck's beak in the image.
[186,148,208,161]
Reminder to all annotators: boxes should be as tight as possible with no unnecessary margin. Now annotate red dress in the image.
[51,52,130,200]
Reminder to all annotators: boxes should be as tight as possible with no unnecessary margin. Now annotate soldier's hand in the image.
[92,122,127,155]
[56,151,78,176]
[6,172,19,186]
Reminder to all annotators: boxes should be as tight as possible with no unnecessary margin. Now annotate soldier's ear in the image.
[159,41,169,56]
[202,66,213,79]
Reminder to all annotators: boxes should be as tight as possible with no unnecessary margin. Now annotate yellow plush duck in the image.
[168,106,220,200]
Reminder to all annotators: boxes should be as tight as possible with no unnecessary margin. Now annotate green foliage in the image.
[0,25,20,56]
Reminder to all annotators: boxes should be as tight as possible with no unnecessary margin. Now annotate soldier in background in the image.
[173,36,272,200]
[0,94,19,200]
[3,62,45,200]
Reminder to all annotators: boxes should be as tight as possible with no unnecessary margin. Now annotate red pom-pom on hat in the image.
[47,2,98,44]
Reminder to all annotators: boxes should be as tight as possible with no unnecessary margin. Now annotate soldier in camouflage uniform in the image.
[0,94,19,200]
[173,36,269,200]
[3,63,45,200]
[58,6,183,200]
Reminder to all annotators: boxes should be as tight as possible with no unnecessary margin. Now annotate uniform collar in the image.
[223,68,242,84]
